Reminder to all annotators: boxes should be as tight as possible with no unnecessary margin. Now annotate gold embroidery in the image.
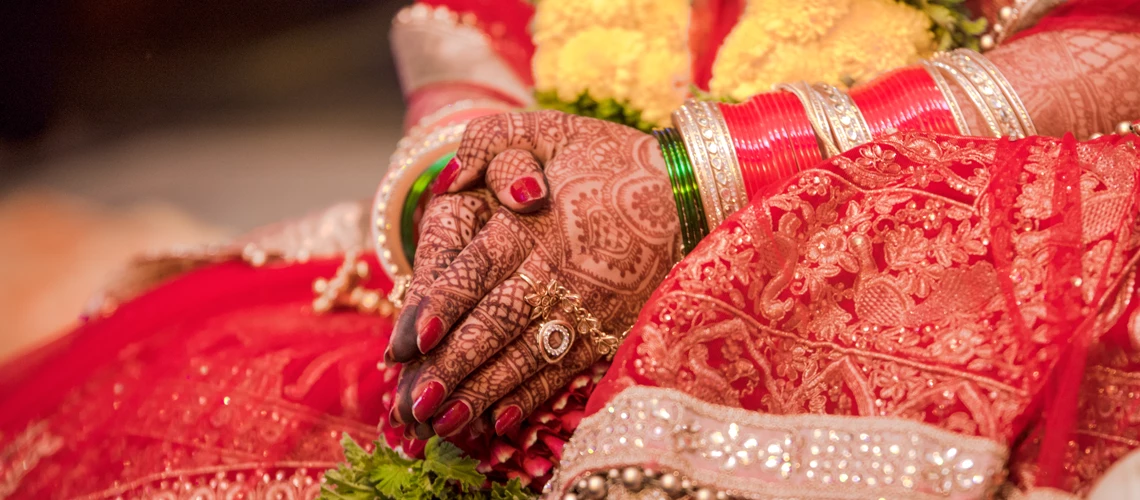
[547,386,1009,499]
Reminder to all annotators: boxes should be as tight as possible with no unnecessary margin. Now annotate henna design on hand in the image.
[399,111,679,427]
[990,30,1140,139]
[485,148,548,212]
[389,190,498,362]
[488,337,597,425]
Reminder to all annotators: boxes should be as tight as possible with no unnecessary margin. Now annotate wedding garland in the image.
[534,0,987,125]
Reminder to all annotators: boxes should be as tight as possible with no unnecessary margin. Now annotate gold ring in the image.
[537,319,575,364]
[518,272,629,362]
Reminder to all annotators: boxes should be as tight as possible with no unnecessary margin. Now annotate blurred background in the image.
[0,0,411,360]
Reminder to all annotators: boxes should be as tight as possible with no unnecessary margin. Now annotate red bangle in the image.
[852,67,960,136]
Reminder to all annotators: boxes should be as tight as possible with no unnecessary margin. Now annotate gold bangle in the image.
[812,83,873,152]
[925,59,1004,137]
[778,82,840,158]
[698,101,748,213]
[672,101,727,229]
[951,49,1037,137]
[921,60,973,135]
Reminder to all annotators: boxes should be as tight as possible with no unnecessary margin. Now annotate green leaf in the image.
[422,437,486,492]
[340,433,372,470]
[371,463,417,498]
[491,478,534,500]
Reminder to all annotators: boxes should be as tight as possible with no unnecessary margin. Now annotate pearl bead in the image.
[659,473,681,495]
[562,494,578,500]
[1116,121,1133,135]
[621,467,644,490]
[695,488,717,500]
[999,6,1015,21]
[586,475,607,496]
[607,469,620,479]
[1090,133,1104,140]
[981,34,996,50]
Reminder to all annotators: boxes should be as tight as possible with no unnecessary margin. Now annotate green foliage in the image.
[535,90,656,133]
[320,434,533,500]
[901,0,989,51]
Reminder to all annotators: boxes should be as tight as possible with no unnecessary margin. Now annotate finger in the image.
[433,308,592,438]
[412,208,534,355]
[450,110,571,192]
[488,336,598,436]
[390,359,421,427]
[390,190,498,363]
[484,149,548,213]
[404,256,553,425]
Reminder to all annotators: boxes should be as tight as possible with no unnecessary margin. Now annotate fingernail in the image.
[432,158,461,195]
[509,177,544,204]
[413,421,434,440]
[417,316,444,354]
[391,305,420,362]
[494,405,523,436]
[404,437,427,458]
[433,400,472,438]
[389,404,404,426]
[383,345,395,365]
[412,380,445,422]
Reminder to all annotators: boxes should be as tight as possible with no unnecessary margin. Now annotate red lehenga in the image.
[550,132,1140,498]
[4,1,1140,499]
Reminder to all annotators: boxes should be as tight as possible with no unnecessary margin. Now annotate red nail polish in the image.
[433,400,472,437]
[509,177,543,204]
[404,437,427,458]
[417,317,444,354]
[432,158,461,195]
[494,405,523,436]
[412,380,445,422]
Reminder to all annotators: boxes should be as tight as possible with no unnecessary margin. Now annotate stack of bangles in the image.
[654,48,1036,257]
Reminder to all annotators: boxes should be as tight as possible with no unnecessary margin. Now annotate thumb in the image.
[484,149,549,213]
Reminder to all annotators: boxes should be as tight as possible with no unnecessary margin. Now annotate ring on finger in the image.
[537,319,575,364]
[519,272,628,363]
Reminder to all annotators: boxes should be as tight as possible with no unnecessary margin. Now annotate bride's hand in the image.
[393,111,679,437]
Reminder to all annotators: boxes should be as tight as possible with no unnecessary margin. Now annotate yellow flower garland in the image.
[532,0,690,129]
[710,0,934,101]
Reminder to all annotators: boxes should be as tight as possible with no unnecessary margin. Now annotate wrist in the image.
[373,108,502,282]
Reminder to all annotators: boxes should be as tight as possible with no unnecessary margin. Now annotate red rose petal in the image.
[560,410,584,432]
[523,455,554,478]
[540,433,566,461]
[490,441,518,466]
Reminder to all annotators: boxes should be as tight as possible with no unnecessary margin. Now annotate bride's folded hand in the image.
[392,110,681,438]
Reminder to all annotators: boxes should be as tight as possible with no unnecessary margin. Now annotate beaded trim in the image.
[547,386,1008,500]
[920,60,973,135]
[372,122,468,280]
[944,49,1037,138]
[390,4,533,106]
[981,0,1068,50]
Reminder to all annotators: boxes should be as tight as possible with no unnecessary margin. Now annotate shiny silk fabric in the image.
[573,133,1140,498]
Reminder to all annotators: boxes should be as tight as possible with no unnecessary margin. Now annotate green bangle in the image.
[666,128,709,246]
[401,152,454,265]
[655,128,708,255]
